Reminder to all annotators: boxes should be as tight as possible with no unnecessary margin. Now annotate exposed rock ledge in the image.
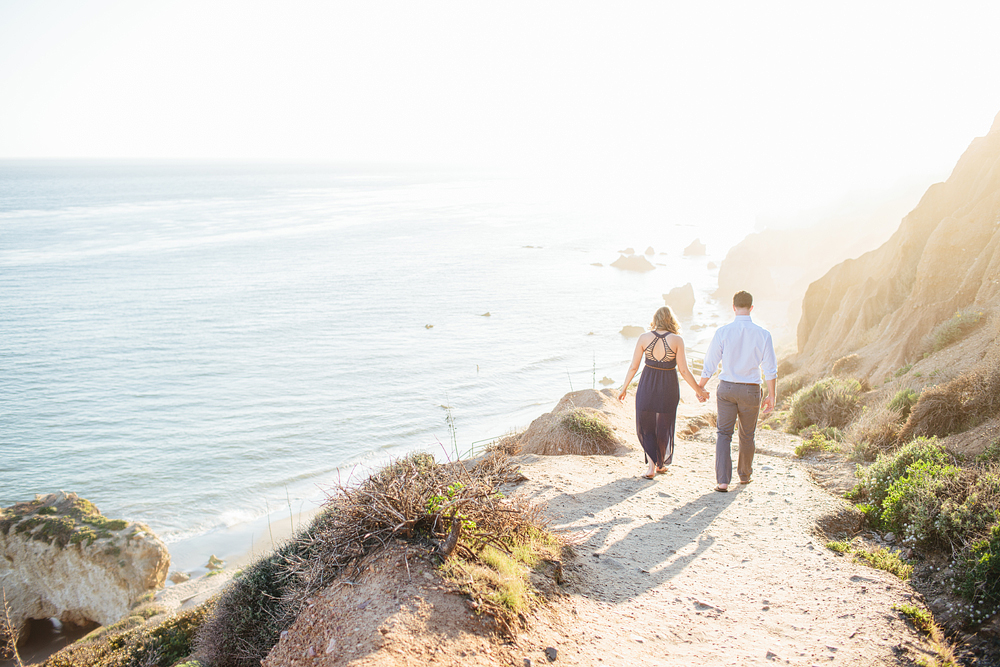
[0,491,169,642]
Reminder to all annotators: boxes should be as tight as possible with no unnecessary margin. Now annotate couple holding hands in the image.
[618,291,778,492]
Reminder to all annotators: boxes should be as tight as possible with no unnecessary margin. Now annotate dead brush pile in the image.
[899,346,1000,443]
[196,450,553,667]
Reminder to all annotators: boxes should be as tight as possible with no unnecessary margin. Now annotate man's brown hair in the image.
[733,291,753,309]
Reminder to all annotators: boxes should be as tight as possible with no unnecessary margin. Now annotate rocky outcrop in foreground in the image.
[793,110,1000,379]
[0,491,169,642]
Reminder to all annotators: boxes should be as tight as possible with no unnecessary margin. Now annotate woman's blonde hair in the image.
[651,306,680,334]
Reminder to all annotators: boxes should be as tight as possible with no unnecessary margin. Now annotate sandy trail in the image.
[507,425,932,666]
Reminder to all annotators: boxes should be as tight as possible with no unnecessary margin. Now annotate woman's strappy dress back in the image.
[634,330,680,467]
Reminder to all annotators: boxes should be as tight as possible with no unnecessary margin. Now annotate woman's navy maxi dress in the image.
[634,331,679,467]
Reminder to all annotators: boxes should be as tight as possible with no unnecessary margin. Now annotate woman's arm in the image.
[672,335,710,401]
[618,337,646,401]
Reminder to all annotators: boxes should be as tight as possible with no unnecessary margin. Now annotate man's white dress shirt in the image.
[701,315,778,384]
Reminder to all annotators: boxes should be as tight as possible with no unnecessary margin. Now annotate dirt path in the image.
[506,427,935,666]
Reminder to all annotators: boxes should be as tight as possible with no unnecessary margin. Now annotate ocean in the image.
[0,161,747,570]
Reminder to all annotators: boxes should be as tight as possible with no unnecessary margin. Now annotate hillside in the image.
[789,110,1000,381]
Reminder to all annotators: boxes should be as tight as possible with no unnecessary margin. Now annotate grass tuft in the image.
[925,308,984,354]
[786,378,862,434]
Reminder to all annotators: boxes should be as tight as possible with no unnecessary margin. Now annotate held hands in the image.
[762,395,775,414]
[696,387,710,403]
[617,387,627,402]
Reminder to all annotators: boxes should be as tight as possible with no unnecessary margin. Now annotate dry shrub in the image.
[899,347,1000,443]
[196,450,546,667]
[776,375,806,409]
[846,404,904,461]
[519,407,624,456]
[486,430,524,456]
[832,354,861,376]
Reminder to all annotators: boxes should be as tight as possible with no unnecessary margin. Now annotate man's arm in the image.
[700,330,723,387]
[761,331,778,413]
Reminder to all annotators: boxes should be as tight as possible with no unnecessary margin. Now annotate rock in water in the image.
[0,491,169,639]
[683,238,707,256]
[619,325,645,338]
[644,246,655,255]
[662,283,695,317]
[610,254,655,272]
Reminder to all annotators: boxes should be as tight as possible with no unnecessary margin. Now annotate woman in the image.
[618,306,709,479]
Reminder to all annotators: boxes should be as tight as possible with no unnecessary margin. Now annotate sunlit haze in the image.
[3,1,1000,229]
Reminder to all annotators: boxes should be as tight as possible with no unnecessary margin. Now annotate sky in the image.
[2,1,1000,226]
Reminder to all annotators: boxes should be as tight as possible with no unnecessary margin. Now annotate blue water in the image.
[0,160,740,560]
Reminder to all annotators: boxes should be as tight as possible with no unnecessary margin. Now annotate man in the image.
[698,291,777,492]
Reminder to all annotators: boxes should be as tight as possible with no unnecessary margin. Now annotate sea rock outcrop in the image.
[0,491,169,640]
[610,253,655,272]
[683,238,706,256]
[792,110,1000,379]
[662,283,695,317]
[620,325,645,337]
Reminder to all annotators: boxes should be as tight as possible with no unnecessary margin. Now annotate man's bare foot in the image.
[714,484,728,492]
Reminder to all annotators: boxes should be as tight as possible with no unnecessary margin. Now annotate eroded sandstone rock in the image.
[794,109,1000,379]
[0,491,169,640]
[662,283,695,317]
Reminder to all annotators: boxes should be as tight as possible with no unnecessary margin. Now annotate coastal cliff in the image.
[791,110,1000,379]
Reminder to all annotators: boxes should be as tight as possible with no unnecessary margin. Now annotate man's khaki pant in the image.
[715,380,762,485]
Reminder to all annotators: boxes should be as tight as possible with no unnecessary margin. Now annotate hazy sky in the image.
[3,1,1000,223]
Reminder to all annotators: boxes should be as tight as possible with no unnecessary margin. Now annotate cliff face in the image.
[794,111,1000,379]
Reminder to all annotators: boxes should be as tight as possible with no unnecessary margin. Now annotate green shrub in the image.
[786,378,862,433]
[42,606,208,667]
[799,425,843,442]
[847,437,948,511]
[560,408,615,441]
[956,521,1000,609]
[887,388,919,420]
[895,363,913,378]
[976,439,1000,464]
[879,458,961,543]
[853,546,913,580]
[927,308,984,353]
[795,432,839,458]
[194,541,302,667]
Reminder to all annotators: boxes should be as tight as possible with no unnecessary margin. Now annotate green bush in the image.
[786,378,862,434]
[957,522,1000,609]
[794,432,838,458]
[879,458,961,543]
[560,408,615,441]
[847,437,948,511]
[43,606,208,667]
[887,388,919,420]
[798,425,843,442]
[927,308,984,353]
[194,541,303,667]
